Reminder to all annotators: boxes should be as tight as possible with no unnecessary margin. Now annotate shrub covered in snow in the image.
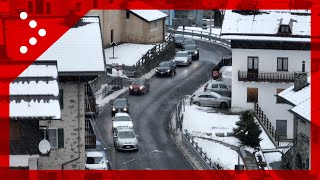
[233,111,262,148]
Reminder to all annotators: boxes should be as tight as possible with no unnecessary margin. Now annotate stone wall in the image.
[38,82,86,170]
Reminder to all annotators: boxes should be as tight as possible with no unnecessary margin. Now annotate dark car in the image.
[182,39,197,50]
[174,35,184,48]
[112,98,129,116]
[183,45,199,60]
[129,78,150,95]
[155,61,176,77]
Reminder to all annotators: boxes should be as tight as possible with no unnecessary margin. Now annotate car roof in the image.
[207,80,225,85]
[115,112,130,117]
[116,127,134,132]
[86,151,104,157]
[177,51,187,54]
[194,91,221,97]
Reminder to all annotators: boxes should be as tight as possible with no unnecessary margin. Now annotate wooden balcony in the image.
[238,71,295,83]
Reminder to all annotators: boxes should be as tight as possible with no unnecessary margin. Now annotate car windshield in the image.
[113,99,127,106]
[159,62,171,67]
[132,79,144,85]
[175,36,183,40]
[86,157,103,164]
[118,131,135,139]
[115,116,131,121]
[184,40,195,45]
[176,52,187,57]
[185,45,197,50]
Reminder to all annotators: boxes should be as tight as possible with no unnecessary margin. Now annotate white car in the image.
[173,51,192,66]
[112,113,133,131]
[85,141,109,170]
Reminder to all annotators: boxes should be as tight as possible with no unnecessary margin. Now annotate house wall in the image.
[231,48,310,139]
[295,115,311,137]
[86,10,125,48]
[125,14,164,44]
[38,82,85,170]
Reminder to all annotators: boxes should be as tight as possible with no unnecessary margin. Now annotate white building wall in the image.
[231,48,310,139]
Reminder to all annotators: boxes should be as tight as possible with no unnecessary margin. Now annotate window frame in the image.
[277,57,289,71]
[247,88,258,103]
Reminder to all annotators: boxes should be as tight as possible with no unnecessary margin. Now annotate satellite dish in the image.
[39,139,51,154]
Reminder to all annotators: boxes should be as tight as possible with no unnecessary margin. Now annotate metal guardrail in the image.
[166,28,231,48]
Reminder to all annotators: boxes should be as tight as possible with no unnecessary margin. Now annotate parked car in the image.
[204,81,231,97]
[202,23,208,29]
[173,35,184,48]
[112,113,133,132]
[111,98,129,116]
[190,91,231,108]
[183,44,199,60]
[155,61,176,77]
[173,51,192,66]
[85,140,110,170]
[129,78,150,95]
[182,39,197,50]
[113,127,139,152]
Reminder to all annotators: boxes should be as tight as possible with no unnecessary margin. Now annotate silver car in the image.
[85,141,110,170]
[173,51,192,66]
[113,127,138,152]
[112,113,133,132]
[190,91,231,108]
[204,81,231,97]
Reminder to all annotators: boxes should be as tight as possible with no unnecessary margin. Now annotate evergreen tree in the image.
[233,111,262,148]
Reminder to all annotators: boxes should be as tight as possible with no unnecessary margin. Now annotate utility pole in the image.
[209,10,213,36]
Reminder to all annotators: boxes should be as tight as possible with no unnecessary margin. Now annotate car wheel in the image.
[220,102,228,109]
[171,71,175,77]
[194,101,201,106]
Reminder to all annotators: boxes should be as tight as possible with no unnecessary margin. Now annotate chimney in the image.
[294,72,308,91]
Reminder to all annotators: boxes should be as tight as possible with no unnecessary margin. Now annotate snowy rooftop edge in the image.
[130,10,167,22]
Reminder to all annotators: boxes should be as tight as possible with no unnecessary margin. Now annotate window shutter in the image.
[58,128,64,148]
[59,89,64,109]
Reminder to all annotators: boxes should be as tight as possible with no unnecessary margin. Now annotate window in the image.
[46,2,51,15]
[28,1,33,14]
[211,84,218,88]
[277,58,288,71]
[93,0,98,8]
[35,0,44,14]
[39,128,64,149]
[219,84,227,89]
[248,57,259,71]
[276,120,287,138]
[198,95,207,98]
[276,89,286,103]
[207,95,217,99]
[59,89,63,109]
[279,25,291,33]
[126,11,130,19]
[76,2,82,12]
[247,88,258,102]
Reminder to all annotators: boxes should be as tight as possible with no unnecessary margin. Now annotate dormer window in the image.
[279,25,291,33]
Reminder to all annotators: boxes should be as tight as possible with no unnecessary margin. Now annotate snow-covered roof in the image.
[37,17,105,74]
[130,10,167,22]
[278,77,310,121]
[221,10,310,42]
[7,62,61,120]
[86,151,104,157]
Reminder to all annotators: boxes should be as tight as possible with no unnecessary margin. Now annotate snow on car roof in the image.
[86,151,104,157]
[194,91,222,98]
[115,112,130,117]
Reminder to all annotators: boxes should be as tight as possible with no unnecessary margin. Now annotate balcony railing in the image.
[238,71,295,83]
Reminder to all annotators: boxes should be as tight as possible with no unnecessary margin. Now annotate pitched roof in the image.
[130,10,167,22]
[278,77,310,121]
[3,61,61,120]
[221,10,310,42]
[37,17,105,74]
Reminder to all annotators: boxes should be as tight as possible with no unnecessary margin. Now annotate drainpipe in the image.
[62,76,81,169]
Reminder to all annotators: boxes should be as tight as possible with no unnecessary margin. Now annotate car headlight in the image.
[124,107,127,111]
[140,86,144,90]
[167,69,170,72]
[155,69,159,72]
[129,86,132,89]
[194,51,198,54]
[112,107,116,111]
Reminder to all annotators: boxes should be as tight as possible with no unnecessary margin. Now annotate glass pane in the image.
[283,59,288,70]
[277,59,282,70]
[220,84,227,89]
[211,84,218,88]
[253,58,258,70]
[248,58,253,69]
[48,129,57,148]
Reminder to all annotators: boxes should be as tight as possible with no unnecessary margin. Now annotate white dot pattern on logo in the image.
[20,12,28,20]
[39,29,46,37]
[29,20,37,28]
[29,37,37,45]
[20,46,28,54]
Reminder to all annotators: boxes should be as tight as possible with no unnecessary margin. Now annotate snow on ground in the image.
[96,88,128,108]
[194,138,243,170]
[105,43,155,66]
[264,152,282,170]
